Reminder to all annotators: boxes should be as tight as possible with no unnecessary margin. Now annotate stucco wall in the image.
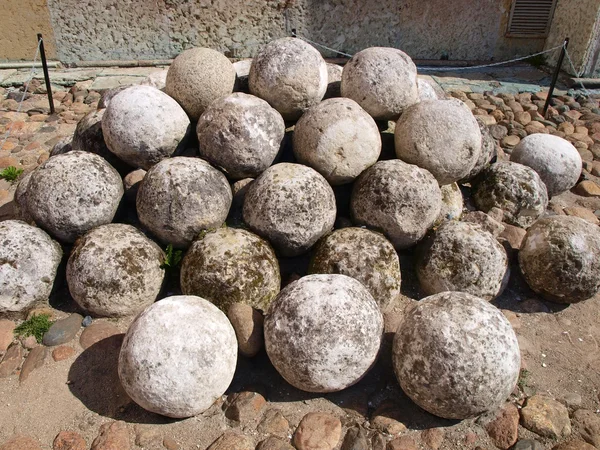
[0,0,57,62]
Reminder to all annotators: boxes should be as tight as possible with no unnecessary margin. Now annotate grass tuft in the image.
[0,166,24,183]
[14,314,53,343]
[160,244,183,270]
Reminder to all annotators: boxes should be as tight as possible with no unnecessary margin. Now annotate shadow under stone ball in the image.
[293,98,381,185]
[165,47,236,120]
[459,116,498,184]
[392,292,520,419]
[324,63,342,99]
[472,161,548,229]
[26,151,124,243]
[66,224,166,318]
[102,85,191,170]
[249,37,328,121]
[180,227,281,313]
[118,296,237,418]
[264,274,383,393]
[309,227,401,310]
[136,157,232,248]
[510,134,582,197]
[394,99,482,185]
[341,47,419,120]
[350,160,442,249]
[196,93,285,179]
[0,220,62,317]
[416,221,509,301]
[242,163,336,257]
[519,216,600,303]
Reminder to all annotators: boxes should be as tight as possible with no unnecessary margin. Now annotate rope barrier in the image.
[564,47,592,97]
[0,39,42,153]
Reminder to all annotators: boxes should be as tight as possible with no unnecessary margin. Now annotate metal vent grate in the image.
[507,0,558,38]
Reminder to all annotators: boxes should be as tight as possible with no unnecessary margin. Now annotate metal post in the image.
[543,37,569,117]
[37,33,55,114]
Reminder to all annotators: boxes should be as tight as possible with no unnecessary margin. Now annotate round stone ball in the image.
[309,228,401,309]
[350,160,442,249]
[435,182,463,226]
[519,216,600,303]
[264,274,383,392]
[102,85,191,170]
[67,224,166,317]
[392,292,521,419]
[140,69,168,90]
[0,220,62,317]
[341,47,419,120]
[165,47,236,120]
[417,78,439,101]
[136,157,232,248]
[14,171,34,223]
[459,117,498,183]
[473,161,548,229]
[510,134,582,197]
[416,221,509,301]
[394,99,482,185]
[180,227,281,312]
[118,295,237,418]
[27,151,124,243]
[293,98,381,185]
[196,93,285,179]
[249,37,328,121]
[243,163,336,257]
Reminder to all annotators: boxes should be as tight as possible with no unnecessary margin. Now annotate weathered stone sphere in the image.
[140,69,168,90]
[459,117,498,183]
[395,99,482,185]
[137,157,232,248]
[249,37,327,121]
[473,161,548,228]
[341,47,419,120]
[0,220,62,317]
[67,224,165,317]
[293,98,381,185]
[351,160,442,249]
[264,274,383,392]
[309,228,401,309]
[27,151,124,243]
[416,221,509,300]
[165,47,236,120]
[196,93,285,179]
[519,216,600,303]
[180,227,280,312]
[118,296,237,418]
[102,85,191,170]
[243,163,336,256]
[511,134,582,197]
[393,292,520,419]
[14,171,34,223]
[417,78,439,101]
[435,183,463,226]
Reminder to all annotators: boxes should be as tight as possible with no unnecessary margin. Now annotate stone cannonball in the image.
[309,228,401,309]
[519,216,600,303]
[341,47,419,120]
[249,37,328,121]
[417,78,439,101]
[394,99,482,185]
[416,221,509,301]
[473,161,548,229]
[165,47,236,120]
[136,157,232,248]
[13,171,34,223]
[242,163,336,257]
[264,274,383,392]
[196,93,285,179]
[434,183,464,226]
[293,98,381,185]
[510,134,582,197]
[102,85,191,170]
[180,227,281,312]
[0,220,62,317]
[26,151,124,243]
[350,160,442,249]
[67,224,166,317]
[118,295,237,418]
[392,292,521,419]
[458,117,498,184]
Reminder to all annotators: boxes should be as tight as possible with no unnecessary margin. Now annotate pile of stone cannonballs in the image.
[5,37,600,421]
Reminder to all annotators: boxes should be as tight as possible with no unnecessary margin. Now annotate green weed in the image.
[0,166,23,182]
[161,244,183,270]
[14,314,53,343]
